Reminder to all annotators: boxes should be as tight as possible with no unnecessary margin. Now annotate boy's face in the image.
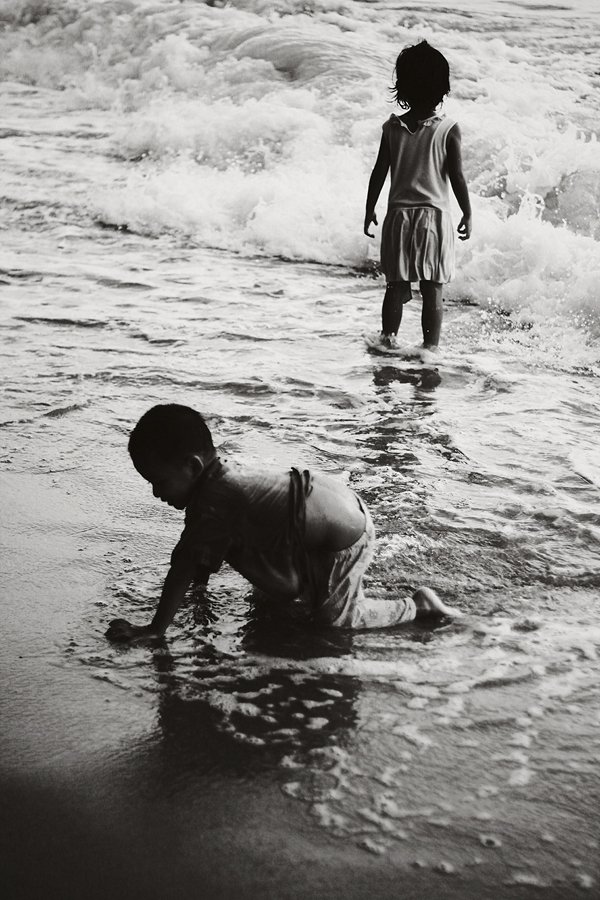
[133,453,200,510]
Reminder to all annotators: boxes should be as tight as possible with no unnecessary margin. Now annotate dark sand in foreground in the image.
[2,468,596,900]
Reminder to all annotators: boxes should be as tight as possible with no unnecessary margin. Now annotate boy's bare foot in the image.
[413,587,462,618]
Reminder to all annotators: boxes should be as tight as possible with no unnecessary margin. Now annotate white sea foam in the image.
[1,0,598,333]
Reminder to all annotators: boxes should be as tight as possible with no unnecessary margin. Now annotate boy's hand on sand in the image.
[106,618,162,644]
[413,587,463,618]
[457,215,472,241]
[364,211,378,238]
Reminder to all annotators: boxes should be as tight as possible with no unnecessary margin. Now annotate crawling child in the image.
[107,404,460,642]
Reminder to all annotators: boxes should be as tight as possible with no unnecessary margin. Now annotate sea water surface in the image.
[1,0,600,896]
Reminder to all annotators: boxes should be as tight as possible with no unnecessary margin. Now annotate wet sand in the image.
[2,466,598,900]
[1,778,583,900]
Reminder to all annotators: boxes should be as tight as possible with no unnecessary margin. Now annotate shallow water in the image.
[1,0,600,896]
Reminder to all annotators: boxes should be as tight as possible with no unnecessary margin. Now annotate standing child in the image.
[106,404,460,643]
[364,40,472,350]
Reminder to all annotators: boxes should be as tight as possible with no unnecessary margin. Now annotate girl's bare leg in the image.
[420,280,444,348]
[382,281,411,336]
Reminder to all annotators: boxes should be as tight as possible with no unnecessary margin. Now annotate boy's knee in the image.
[315,595,354,628]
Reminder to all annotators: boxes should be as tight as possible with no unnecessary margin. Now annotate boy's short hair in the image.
[128,404,214,463]
[392,40,450,110]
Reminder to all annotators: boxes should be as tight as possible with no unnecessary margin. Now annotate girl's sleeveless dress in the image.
[380,113,456,284]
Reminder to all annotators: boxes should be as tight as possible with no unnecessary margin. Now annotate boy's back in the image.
[172,459,365,601]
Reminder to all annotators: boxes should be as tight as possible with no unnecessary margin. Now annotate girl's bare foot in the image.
[413,587,462,618]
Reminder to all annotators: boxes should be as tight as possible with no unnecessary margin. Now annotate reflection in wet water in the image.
[149,602,360,768]
[154,653,360,772]
[372,363,442,392]
[70,597,600,887]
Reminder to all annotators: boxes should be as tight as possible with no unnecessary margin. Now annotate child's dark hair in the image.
[128,404,214,463]
[391,40,450,110]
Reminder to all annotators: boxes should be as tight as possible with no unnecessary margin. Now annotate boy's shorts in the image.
[288,470,416,630]
[315,501,416,629]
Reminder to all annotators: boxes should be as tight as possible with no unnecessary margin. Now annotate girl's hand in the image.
[364,210,378,238]
[105,618,162,644]
[457,215,472,241]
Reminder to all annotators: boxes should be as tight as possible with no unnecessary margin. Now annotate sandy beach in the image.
[4,470,595,900]
[2,0,600,896]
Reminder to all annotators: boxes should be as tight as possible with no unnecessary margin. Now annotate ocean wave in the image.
[1,0,599,324]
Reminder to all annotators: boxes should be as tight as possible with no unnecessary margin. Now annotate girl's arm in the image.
[447,124,472,240]
[364,135,390,237]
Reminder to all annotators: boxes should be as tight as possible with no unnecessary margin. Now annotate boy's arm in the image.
[106,555,204,643]
[447,124,472,240]
[364,134,390,237]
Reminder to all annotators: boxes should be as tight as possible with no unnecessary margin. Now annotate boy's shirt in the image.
[171,458,302,599]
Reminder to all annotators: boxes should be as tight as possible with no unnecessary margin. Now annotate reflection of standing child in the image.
[364,40,472,349]
[107,405,460,643]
